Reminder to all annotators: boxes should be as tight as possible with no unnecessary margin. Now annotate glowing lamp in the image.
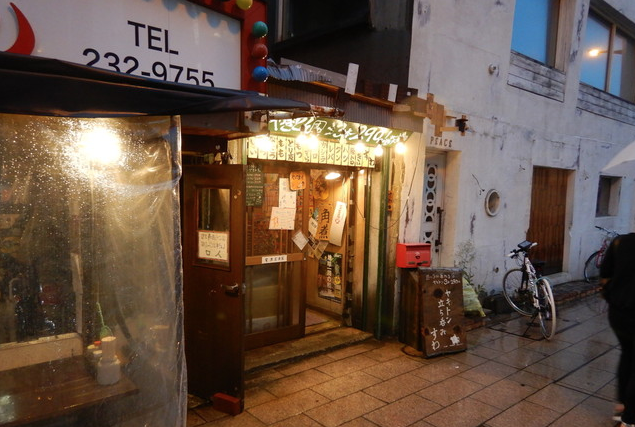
[307,134,319,150]
[354,141,366,153]
[254,134,273,151]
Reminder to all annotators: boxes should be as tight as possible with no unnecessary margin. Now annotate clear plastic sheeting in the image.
[0,113,185,427]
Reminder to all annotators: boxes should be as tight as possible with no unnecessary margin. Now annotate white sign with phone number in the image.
[0,0,240,89]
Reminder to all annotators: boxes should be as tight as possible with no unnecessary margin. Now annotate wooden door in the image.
[527,166,568,275]
[244,162,307,350]
[182,164,245,404]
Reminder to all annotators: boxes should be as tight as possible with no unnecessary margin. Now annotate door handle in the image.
[222,283,240,297]
[435,207,444,251]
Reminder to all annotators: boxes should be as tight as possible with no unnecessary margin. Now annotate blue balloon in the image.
[252,66,269,82]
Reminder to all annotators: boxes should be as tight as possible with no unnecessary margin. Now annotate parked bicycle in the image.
[584,225,620,285]
[502,241,557,340]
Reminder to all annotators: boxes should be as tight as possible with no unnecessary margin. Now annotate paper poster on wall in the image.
[269,207,295,230]
[314,240,329,259]
[317,251,342,303]
[329,201,347,246]
[289,171,306,190]
[278,178,297,209]
[292,230,309,250]
[308,216,318,237]
[306,235,318,258]
[198,230,229,262]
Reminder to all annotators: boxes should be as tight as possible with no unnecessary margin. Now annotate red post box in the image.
[396,243,431,268]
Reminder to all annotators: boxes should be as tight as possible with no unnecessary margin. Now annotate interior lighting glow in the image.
[307,134,319,150]
[354,141,367,153]
[395,142,406,155]
[254,134,273,151]
[79,127,122,166]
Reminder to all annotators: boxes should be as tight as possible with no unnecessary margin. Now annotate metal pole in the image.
[375,151,390,340]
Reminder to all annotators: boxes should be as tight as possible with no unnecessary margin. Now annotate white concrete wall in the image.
[406,0,635,293]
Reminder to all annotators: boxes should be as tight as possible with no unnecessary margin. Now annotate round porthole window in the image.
[485,189,501,217]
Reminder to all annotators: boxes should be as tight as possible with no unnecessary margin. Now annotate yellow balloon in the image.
[236,0,253,10]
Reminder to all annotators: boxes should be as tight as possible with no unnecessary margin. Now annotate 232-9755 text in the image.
[83,48,215,87]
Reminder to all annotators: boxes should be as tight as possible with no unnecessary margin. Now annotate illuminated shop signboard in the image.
[269,117,412,145]
[248,134,377,168]
[0,0,240,88]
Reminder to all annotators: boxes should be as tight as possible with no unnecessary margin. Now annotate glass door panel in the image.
[244,164,306,349]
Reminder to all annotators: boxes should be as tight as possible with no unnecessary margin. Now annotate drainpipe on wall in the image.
[375,152,391,340]
[362,170,371,331]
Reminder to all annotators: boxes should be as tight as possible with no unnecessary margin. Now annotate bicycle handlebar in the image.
[595,225,620,236]
[506,241,537,258]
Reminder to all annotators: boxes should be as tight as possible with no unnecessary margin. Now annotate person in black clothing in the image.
[600,232,635,427]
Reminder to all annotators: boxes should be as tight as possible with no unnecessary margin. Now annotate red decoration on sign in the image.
[184,0,268,92]
[5,3,35,55]
[251,43,268,59]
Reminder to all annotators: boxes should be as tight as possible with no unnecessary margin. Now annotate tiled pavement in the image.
[187,291,619,427]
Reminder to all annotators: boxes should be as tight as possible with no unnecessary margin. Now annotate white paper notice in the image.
[308,217,319,237]
[279,178,297,209]
[292,230,309,250]
[198,230,229,261]
[329,201,347,246]
[269,207,295,230]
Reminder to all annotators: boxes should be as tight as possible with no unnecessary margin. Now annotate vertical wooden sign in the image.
[420,268,466,357]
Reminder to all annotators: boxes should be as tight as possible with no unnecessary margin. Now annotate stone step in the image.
[245,327,373,373]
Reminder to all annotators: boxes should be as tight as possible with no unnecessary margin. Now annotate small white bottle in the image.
[97,336,121,385]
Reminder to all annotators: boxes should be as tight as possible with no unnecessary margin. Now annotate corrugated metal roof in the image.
[267,59,332,84]
[268,81,422,133]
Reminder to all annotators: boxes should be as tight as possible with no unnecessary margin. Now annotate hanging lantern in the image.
[252,21,268,38]
[236,0,253,10]
[251,43,268,59]
[252,66,269,82]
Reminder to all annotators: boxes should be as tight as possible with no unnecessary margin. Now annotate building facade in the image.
[407,0,635,292]
[265,0,635,335]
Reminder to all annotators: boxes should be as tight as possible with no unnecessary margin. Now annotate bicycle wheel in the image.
[584,251,602,285]
[503,268,534,316]
[536,278,557,340]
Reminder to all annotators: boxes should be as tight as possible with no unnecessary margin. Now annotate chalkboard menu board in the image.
[246,164,264,206]
[420,268,466,357]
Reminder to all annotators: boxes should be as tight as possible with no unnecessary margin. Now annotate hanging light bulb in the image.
[354,141,367,153]
[307,133,319,150]
[395,141,406,154]
[296,132,308,146]
[254,134,273,151]
[79,126,122,166]
[325,172,341,180]
[374,143,384,157]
